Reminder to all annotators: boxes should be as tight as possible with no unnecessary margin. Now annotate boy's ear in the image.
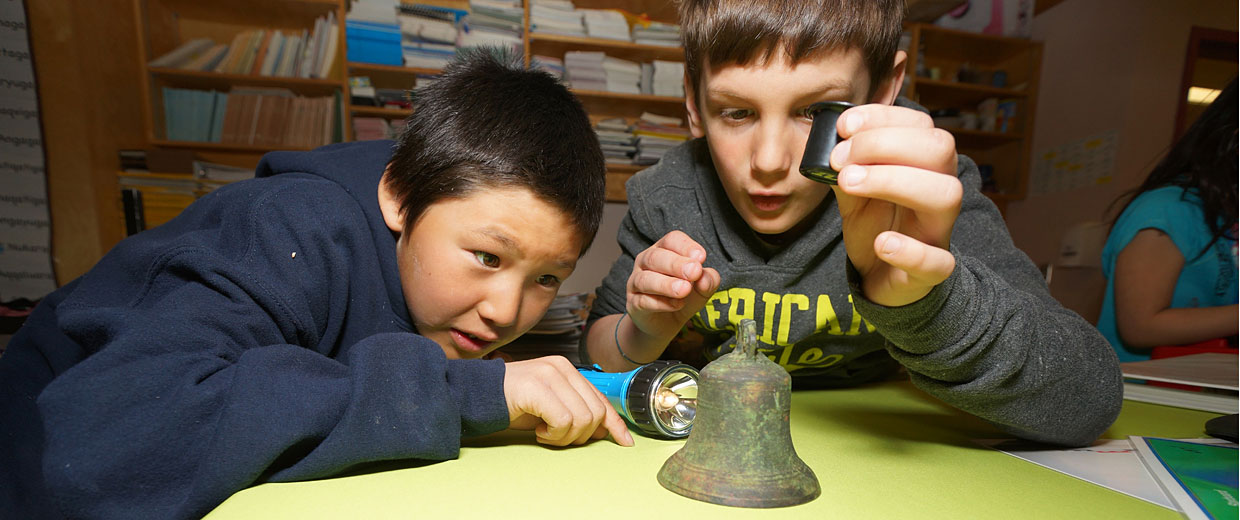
[377,166,405,233]
[684,72,706,138]
[869,50,908,105]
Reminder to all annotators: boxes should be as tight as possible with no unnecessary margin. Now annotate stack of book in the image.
[162,86,341,148]
[602,56,641,94]
[353,117,392,140]
[347,0,402,66]
[650,60,685,97]
[632,112,691,165]
[150,14,338,79]
[530,0,585,37]
[564,51,606,91]
[162,88,229,143]
[595,118,637,165]
[632,20,681,47]
[531,55,565,79]
[581,9,630,41]
[397,3,463,69]
[459,0,524,54]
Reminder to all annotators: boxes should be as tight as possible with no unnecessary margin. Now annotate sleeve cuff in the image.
[845,253,979,355]
[446,358,510,437]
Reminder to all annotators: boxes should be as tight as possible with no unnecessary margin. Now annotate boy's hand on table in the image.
[626,231,721,346]
[829,104,961,308]
[503,356,635,447]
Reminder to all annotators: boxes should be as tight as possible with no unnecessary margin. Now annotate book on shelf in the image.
[397,3,468,24]
[581,9,630,42]
[154,13,335,79]
[164,86,340,148]
[147,38,215,68]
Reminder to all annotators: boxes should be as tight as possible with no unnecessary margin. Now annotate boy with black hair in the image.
[0,49,631,519]
[584,0,1123,446]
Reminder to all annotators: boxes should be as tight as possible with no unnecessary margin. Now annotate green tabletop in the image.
[206,378,1223,519]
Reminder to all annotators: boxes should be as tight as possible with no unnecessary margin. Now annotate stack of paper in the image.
[531,55,565,79]
[650,60,684,97]
[633,112,691,165]
[595,118,636,165]
[396,4,462,69]
[530,0,585,37]
[632,20,681,47]
[564,51,606,91]
[603,56,641,95]
[581,9,630,41]
[352,117,391,141]
[1120,353,1239,414]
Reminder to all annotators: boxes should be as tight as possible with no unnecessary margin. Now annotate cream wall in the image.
[1005,0,1238,266]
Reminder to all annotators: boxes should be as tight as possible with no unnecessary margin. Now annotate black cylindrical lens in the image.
[799,101,855,185]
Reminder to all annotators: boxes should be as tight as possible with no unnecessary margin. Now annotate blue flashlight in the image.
[578,361,700,439]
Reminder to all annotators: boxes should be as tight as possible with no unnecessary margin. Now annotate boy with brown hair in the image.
[584,0,1122,446]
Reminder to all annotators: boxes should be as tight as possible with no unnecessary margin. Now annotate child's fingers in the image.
[694,267,721,296]
[627,292,692,313]
[831,126,957,175]
[836,103,935,140]
[629,267,694,301]
[650,230,708,262]
[836,163,962,233]
[633,246,703,285]
[597,403,635,447]
[872,231,956,287]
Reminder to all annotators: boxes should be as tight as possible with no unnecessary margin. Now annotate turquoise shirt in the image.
[1098,186,1239,362]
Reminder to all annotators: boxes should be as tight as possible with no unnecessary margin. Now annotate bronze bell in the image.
[657,319,820,508]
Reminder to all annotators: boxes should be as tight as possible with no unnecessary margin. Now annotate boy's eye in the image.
[474,251,500,268]
[536,274,561,288]
[720,108,753,122]
[797,106,816,120]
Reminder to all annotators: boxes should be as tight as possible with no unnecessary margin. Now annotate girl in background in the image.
[1098,79,1238,362]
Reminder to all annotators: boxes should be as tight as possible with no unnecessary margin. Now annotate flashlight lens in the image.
[652,369,698,436]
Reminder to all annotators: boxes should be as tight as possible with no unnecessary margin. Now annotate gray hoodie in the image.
[586,121,1122,447]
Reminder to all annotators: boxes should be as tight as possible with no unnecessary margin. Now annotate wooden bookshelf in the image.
[903,23,1043,215]
[349,105,412,118]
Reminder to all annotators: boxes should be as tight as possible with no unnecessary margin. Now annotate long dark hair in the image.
[1111,78,1237,259]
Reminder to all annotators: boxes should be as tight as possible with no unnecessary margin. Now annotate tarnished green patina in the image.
[657,319,820,508]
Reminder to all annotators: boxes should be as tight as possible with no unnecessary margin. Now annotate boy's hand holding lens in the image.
[828,104,962,308]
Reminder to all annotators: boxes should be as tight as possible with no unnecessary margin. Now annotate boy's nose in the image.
[477,282,521,329]
[751,120,792,182]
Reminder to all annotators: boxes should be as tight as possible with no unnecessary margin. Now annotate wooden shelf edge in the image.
[150,67,344,87]
[346,62,441,76]
[914,78,1029,98]
[910,22,1037,45]
[350,105,412,117]
[151,139,315,153]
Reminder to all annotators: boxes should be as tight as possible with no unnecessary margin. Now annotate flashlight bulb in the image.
[651,368,698,437]
[656,389,680,410]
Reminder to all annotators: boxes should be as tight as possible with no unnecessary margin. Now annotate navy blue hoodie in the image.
[0,140,510,519]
